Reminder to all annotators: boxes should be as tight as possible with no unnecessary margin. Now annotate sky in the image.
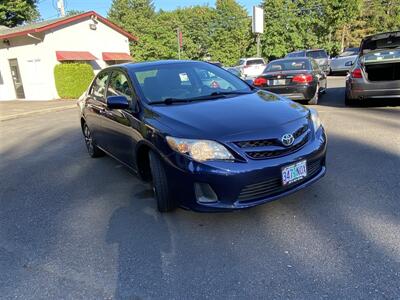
[38,0,260,20]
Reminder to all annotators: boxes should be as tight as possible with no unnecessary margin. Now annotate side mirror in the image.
[345,61,353,67]
[107,95,129,109]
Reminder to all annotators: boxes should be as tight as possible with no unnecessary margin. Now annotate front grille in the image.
[235,139,277,148]
[293,124,308,139]
[234,124,308,149]
[246,134,309,159]
[237,159,322,202]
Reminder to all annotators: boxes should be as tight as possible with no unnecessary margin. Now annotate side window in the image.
[107,70,134,102]
[91,72,109,102]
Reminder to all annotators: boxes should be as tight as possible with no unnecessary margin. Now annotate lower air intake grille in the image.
[237,159,322,202]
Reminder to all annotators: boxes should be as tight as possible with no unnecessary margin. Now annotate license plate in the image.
[282,160,307,186]
[269,79,286,86]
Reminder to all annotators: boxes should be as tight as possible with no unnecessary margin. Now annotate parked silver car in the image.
[329,48,359,74]
[345,31,400,106]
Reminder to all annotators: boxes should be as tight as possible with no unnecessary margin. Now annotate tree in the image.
[0,0,40,27]
[108,0,156,61]
[261,0,304,59]
[66,10,85,16]
[175,6,216,60]
[208,0,252,65]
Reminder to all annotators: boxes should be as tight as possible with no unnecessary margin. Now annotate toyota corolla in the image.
[78,60,327,212]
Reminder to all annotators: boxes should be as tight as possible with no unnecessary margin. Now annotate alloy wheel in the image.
[83,125,94,156]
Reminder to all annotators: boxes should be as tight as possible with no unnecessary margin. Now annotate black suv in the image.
[286,49,330,73]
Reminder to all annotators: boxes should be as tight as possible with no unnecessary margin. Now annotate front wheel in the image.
[83,123,104,158]
[149,151,176,212]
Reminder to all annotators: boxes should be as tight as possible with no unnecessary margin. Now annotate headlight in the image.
[309,108,322,133]
[166,136,234,162]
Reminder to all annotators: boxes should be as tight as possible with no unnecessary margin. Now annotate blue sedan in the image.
[79,60,327,212]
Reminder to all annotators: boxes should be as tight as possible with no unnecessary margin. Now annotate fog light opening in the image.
[195,183,218,203]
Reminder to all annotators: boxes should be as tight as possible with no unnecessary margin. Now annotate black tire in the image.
[83,123,104,158]
[149,151,175,212]
[344,90,355,106]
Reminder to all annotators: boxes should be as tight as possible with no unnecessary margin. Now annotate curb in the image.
[0,104,76,122]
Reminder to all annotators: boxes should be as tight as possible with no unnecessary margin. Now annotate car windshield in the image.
[264,59,310,72]
[132,62,252,103]
[306,50,328,59]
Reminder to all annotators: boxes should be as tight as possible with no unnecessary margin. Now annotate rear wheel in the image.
[308,84,319,105]
[344,90,355,106]
[83,123,104,158]
[149,151,175,212]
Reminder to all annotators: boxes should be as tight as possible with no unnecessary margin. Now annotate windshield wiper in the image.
[186,90,255,101]
[149,98,194,105]
[149,90,254,105]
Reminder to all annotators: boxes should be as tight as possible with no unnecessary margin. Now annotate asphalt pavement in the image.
[0,77,399,299]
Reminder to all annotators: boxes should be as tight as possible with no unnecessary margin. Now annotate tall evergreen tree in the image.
[0,0,40,27]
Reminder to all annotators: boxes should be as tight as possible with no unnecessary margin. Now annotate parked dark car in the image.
[345,31,400,106]
[253,58,327,104]
[286,49,330,73]
[79,60,327,212]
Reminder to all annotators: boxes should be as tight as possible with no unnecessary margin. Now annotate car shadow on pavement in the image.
[106,195,172,299]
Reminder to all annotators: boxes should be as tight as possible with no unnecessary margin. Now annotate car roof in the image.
[288,49,326,54]
[240,57,264,60]
[270,57,312,62]
[109,60,205,71]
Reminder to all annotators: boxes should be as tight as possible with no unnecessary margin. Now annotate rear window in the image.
[306,50,328,59]
[246,59,265,66]
[287,52,304,58]
[363,49,400,63]
[265,59,310,72]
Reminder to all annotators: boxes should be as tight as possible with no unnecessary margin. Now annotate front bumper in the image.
[163,128,327,212]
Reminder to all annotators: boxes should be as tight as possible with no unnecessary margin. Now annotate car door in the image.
[85,70,110,149]
[102,68,141,168]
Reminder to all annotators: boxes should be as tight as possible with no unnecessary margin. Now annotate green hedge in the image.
[54,63,94,99]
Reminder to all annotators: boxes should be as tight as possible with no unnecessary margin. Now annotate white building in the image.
[0,11,136,101]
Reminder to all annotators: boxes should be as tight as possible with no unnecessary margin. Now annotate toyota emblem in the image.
[281,133,294,147]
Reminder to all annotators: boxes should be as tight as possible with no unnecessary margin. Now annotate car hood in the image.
[146,91,310,141]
